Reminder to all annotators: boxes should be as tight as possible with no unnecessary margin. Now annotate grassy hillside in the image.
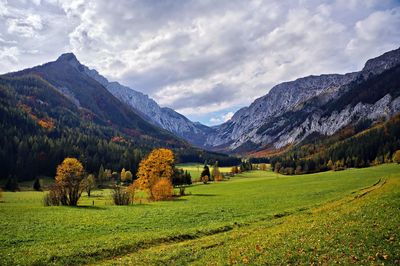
[0,164,399,265]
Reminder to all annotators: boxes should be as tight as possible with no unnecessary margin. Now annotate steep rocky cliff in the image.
[205,47,400,153]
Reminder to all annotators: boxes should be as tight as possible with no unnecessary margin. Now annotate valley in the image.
[0,2,399,265]
[1,164,399,265]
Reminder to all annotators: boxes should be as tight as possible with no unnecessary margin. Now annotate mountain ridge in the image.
[76,60,213,147]
[205,47,400,154]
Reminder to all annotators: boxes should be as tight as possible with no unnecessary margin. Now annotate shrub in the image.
[112,185,132,205]
[202,175,209,184]
[151,178,173,201]
[214,173,224,181]
[393,150,400,164]
[43,185,62,206]
[33,178,42,191]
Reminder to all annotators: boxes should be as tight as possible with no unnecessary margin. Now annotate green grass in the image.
[176,163,234,182]
[0,164,399,265]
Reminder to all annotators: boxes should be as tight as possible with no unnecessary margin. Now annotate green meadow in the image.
[176,163,233,182]
[1,164,399,265]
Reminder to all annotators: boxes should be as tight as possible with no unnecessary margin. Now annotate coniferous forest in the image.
[0,75,239,182]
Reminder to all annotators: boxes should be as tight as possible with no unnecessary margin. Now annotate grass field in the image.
[176,163,234,182]
[1,164,399,265]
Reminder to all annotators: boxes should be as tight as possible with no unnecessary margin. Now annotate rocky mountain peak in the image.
[55,52,82,70]
[205,48,400,153]
[361,47,400,77]
[56,52,79,63]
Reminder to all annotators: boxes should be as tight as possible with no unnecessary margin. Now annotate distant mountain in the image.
[205,47,400,154]
[82,65,213,147]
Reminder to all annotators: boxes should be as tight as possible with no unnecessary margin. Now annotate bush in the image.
[393,150,400,164]
[151,178,173,201]
[214,173,224,181]
[33,178,42,191]
[43,185,62,206]
[112,185,132,205]
[202,175,209,184]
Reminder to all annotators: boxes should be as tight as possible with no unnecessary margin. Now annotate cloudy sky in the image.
[1,0,399,125]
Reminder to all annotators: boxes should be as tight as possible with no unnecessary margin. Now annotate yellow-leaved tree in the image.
[55,157,85,206]
[133,148,174,200]
[120,168,126,182]
[393,150,400,164]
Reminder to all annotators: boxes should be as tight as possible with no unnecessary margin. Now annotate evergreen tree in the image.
[33,178,42,191]
[200,164,210,181]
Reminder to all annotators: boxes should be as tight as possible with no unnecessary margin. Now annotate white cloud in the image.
[209,111,235,125]
[7,14,43,37]
[0,0,399,125]
[346,6,400,67]
[223,112,234,122]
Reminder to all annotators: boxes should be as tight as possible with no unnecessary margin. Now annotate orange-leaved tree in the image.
[133,148,174,200]
[152,178,174,200]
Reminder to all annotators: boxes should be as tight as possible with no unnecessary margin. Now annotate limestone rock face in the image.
[204,47,400,153]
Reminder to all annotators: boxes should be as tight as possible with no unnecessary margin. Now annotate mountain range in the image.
[208,47,400,155]
[2,47,400,160]
[54,47,400,156]
[0,52,241,181]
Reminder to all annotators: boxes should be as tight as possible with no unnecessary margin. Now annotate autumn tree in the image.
[152,178,174,200]
[120,168,126,182]
[133,148,174,200]
[85,174,95,197]
[212,161,223,181]
[54,157,85,206]
[124,170,133,183]
[259,163,268,171]
[231,166,239,174]
[393,150,400,164]
[327,160,334,170]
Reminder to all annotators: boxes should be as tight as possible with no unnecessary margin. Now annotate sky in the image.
[0,0,400,125]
